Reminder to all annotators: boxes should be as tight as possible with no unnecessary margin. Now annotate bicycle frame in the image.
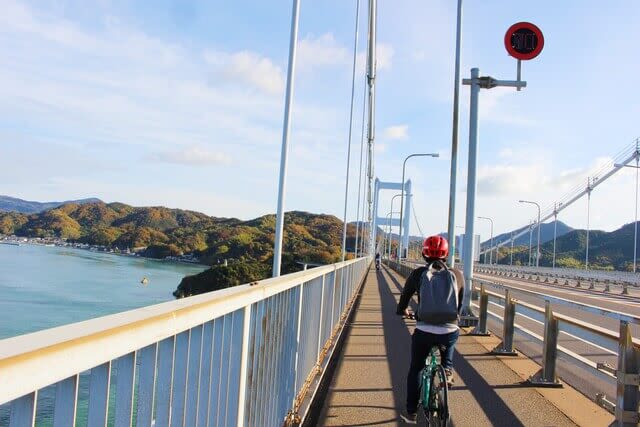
[420,346,439,409]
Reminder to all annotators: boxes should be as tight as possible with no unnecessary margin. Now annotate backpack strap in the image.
[427,259,449,271]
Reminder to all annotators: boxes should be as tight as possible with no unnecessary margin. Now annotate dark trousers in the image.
[406,328,459,413]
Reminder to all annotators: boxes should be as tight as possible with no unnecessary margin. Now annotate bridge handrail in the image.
[475,263,639,285]
[1,257,370,426]
[385,259,640,424]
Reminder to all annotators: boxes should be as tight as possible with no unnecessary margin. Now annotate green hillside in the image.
[493,222,639,271]
[0,202,367,297]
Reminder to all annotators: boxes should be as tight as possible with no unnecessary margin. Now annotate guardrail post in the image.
[604,280,611,293]
[490,290,518,356]
[528,301,562,387]
[469,285,490,336]
[615,320,640,426]
[622,283,630,295]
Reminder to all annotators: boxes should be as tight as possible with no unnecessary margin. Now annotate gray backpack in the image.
[417,261,459,325]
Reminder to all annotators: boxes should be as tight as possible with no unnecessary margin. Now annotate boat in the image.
[0,241,20,246]
[140,277,149,285]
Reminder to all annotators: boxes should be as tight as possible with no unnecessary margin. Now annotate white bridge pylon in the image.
[372,178,412,256]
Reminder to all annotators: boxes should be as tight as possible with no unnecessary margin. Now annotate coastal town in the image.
[0,234,202,264]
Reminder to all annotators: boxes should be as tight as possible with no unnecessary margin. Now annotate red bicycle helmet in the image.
[422,235,449,259]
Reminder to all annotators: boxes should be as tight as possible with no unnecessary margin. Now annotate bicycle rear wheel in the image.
[426,365,449,426]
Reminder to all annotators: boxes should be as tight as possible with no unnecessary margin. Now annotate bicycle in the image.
[405,314,450,426]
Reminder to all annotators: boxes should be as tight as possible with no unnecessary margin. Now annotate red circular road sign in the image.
[504,22,544,60]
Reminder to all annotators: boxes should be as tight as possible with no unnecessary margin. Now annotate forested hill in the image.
[0,195,102,214]
[497,221,640,271]
[0,202,364,297]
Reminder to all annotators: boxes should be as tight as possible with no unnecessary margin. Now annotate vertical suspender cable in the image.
[361,148,369,254]
[365,0,377,255]
[354,78,369,258]
[446,0,463,267]
[341,0,362,262]
[272,0,301,277]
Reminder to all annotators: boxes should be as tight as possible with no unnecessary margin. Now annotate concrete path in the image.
[316,266,613,426]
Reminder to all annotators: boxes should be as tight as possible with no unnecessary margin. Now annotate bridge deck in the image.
[315,266,612,426]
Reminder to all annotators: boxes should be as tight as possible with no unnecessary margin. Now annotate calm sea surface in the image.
[0,243,206,339]
[0,244,206,426]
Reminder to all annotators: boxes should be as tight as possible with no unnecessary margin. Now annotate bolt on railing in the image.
[527,301,562,387]
[616,321,640,426]
[469,284,490,336]
[490,290,518,356]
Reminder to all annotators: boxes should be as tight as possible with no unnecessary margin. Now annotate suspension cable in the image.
[340,0,362,261]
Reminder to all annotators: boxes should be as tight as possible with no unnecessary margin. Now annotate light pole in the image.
[510,230,514,265]
[272,0,301,277]
[389,193,403,258]
[528,221,533,267]
[615,160,640,273]
[478,216,494,265]
[398,153,439,259]
[519,200,541,267]
[552,203,558,270]
[455,225,464,261]
[385,210,400,259]
[460,67,526,320]
[586,178,592,270]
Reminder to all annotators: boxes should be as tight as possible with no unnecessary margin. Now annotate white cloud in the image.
[477,163,546,196]
[298,33,349,70]
[356,42,395,72]
[0,1,361,220]
[382,124,408,140]
[498,148,514,159]
[476,88,536,127]
[204,50,284,96]
[150,146,232,166]
[377,43,395,70]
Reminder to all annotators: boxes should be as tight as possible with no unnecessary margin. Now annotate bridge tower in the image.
[372,178,412,257]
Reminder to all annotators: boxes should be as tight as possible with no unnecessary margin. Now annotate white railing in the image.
[0,257,370,427]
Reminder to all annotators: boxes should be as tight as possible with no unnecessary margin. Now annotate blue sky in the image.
[1,0,639,240]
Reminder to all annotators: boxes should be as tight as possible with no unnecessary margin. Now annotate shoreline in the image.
[0,237,210,269]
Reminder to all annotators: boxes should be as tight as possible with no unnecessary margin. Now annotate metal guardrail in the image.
[385,259,640,426]
[0,257,371,427]
[475,264,639,293]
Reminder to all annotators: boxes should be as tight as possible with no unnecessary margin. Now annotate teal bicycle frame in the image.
[419,345,449,423]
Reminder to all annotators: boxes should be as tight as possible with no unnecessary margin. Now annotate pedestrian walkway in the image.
[316,266,613,426]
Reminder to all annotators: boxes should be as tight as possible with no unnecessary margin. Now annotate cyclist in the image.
[375,252,381,270]
[397,235,464,424]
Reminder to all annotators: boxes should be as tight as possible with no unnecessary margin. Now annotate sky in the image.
[1,0,639,241]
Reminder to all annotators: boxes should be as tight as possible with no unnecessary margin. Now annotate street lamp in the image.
[510,230,514,265]
[615,161,640,274]
[519,200,541,267]
[455,225,464,261]
[385,210,400,259]
[398,153,439,259]
[478,216,494,265]
[389,193,403,258]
